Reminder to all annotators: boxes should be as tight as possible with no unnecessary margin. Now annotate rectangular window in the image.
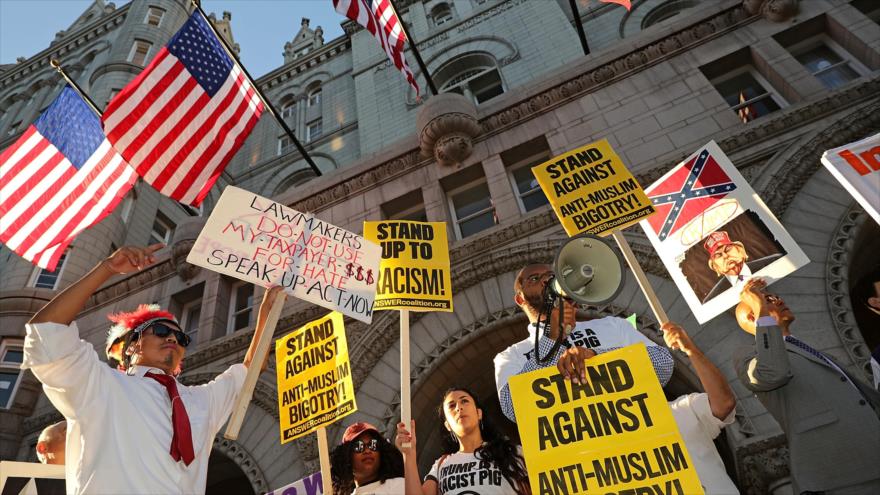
[180,300,202,345]
[0,340,24,409]
[145,6,165,27]
[382,190,427,221]
[278,135,294,155]
[307,120,322,142]
[281,103,296,120]
[711,69,782,123]
[30,250,69,290]
[794,43,860,89]
[502,136,551,213]
[128,39,153,66]
[228,282,255,333]
[308,89,321,107]
[448,182,497,238]
[150,212,174,245]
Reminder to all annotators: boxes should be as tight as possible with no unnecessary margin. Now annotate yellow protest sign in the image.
[276,312,356,444]
[509,344,704,495]
[363,221,453,312]
[532,139,655,236]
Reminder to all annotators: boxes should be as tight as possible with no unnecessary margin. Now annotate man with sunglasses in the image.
[735,278,880,494]
[22,244,283,495]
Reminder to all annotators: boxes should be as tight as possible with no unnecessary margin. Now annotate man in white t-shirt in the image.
[662,322,739,494]
[495,263,674,423]
[22,245,279,495]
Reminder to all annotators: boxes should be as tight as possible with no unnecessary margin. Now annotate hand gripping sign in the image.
[509,344,703,495]
[531,139,655,237]
[276,312,356,443]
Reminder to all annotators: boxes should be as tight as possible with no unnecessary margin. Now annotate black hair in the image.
[438,387,530,495]
[330,429,404,495]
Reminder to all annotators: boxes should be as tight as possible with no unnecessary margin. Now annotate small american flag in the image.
[102,11,263,206]
[334,0,420,96]
[643,147,738,242]
[0,86,136,270]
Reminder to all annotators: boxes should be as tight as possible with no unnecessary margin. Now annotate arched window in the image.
[431,3,454,27]
[308,87,321,107]
[436,53,505,105]
[281,100,296,120]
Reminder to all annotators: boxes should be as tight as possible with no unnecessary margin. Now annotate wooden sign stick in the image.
[399,309,412,447]
[611,230,669,326]
[225,290,287,440]
[316,427,332,494]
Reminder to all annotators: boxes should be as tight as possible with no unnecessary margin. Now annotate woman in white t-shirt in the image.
[396,387,530,495]
[330,422,406,495]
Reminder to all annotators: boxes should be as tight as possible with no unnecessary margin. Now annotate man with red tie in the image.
[23,245,281,494]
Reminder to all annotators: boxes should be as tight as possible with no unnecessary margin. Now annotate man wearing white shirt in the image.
[494,263,674,423]
[22,245,281,495]
[661,322,739,494]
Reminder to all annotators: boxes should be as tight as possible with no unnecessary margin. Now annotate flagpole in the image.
[567,0,591,56]
[388,0,438,95]
[50,60,103,117]
[190,0,322,177]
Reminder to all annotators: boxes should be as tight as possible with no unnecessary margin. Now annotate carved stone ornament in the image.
[742,0,798,22]
[170,217,207,281]
[416,93,481,167]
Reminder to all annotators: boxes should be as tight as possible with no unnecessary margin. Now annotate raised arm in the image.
[739,279,792,391]
[662,322,735,419]
[29,244,163,325]
[396,420,435,495]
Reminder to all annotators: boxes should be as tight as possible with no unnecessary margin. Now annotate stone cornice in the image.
[0,5,129,89]
[258,37,351,90]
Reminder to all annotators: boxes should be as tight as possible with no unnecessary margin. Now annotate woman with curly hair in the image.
[330,422,406,494]
[396,387,530,495]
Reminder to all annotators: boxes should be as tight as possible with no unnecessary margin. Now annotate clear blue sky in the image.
[0,0,346,77]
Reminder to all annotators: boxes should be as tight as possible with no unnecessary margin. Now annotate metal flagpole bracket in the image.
[50,59,103,117]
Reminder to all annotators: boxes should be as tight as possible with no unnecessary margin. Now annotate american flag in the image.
[334,0,420,96]
[0,86,136,270]
[643,147,738,242]
[102,11,263,206]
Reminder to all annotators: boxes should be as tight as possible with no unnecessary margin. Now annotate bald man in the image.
[36,421,66,465]
[735,278,880,494]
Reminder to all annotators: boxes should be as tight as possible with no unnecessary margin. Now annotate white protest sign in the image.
[639,141,809,324]
[821,132,879,225]
[187,186,381,323]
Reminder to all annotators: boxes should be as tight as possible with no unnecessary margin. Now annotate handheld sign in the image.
[532,139,655,237]
[266,472,322,495]
[639,141,808,324]
[276,312,357,444]
[363,220,453,312]
[509,344,704,495]
[187,186,381,324]
[821,132,879,225]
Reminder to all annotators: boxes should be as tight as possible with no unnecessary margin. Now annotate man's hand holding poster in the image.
[186,186,381,323]
[510,344,703,495]
[639,141,808,324]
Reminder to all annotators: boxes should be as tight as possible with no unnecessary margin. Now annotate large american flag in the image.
[102,11,263,206]
[0,86,136,270]
[643,147,738,242]
[334,0,420,96]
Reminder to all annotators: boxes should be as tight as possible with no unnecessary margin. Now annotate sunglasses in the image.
[352,438,380,453]
[139,323,191,348]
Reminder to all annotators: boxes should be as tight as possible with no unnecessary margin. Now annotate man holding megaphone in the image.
[494,237,674,423]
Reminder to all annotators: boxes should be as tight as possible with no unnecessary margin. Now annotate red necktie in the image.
[146,371,195,466]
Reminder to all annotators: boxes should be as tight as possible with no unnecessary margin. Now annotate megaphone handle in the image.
[611,231,669,326]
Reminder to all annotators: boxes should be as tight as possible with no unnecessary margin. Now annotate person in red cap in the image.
[329,421,405,494]
[22,245,283,495]
[702,230,780,303]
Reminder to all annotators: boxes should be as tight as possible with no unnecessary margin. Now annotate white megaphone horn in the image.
[550,234,625,306]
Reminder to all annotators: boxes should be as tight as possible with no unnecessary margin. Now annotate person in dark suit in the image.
[735,278,880,494]
[701,231,780,302]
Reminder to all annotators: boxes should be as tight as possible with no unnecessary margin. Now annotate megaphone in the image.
[550,234,625,305]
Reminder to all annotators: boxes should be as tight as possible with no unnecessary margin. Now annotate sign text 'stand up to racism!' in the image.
[532,139,655,237]
[276,312,356,444]
[186,186,382,323]
[509,344,704,495]
[363,220,453,312]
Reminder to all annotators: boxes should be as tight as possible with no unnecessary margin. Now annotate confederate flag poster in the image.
[638,141,809,324]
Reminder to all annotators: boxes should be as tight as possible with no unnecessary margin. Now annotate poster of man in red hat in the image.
[639,141,808,323]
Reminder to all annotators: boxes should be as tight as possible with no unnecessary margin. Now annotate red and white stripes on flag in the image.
[334,0,420,96]
[102,11,263,206]
[1,87,136,270]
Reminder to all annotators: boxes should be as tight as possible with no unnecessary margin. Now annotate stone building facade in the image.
[1,0,878,493]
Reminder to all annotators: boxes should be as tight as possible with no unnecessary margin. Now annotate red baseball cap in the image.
[703,231,740,257]
[342,422,380,444]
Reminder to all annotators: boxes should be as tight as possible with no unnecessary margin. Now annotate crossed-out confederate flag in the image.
[102,10,263,206]
[643,147,738,242]
[0,86,136,270]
